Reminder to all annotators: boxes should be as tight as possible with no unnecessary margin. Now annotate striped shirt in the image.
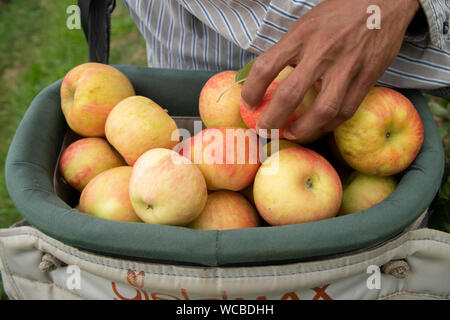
[124,0,450,91]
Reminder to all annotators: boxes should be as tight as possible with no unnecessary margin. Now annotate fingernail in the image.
[283,129,296,140]
[241,99,256,110]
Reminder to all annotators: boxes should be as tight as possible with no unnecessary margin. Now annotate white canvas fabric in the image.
[1,218,449,300]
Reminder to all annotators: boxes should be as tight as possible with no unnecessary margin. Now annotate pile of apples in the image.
[59,62,424,230]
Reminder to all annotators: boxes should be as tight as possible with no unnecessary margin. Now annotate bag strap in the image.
[78,0,116,64]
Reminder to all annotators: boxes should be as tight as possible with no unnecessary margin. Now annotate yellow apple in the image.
[339,172,397,216]
[60,63,135,137]
[240,183,255,206]
[105,96,180,165]
[273,65,295,82]
[59,137,125,192]
[188,191,261,230]
[334,87,424,176]
[79,166,141,222]
[253,147,342,226]
[199,71,247,128]
[262,139,300,158]
[129,148,208,226]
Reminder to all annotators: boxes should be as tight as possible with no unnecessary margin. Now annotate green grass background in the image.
[0,0,146,299]
[0,0,448,300]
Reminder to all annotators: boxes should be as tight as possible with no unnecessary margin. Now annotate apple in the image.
[199,66,297,129]
[273,65,295,82]
[240,183,255,206]
[180,127,260,191]
[339,172,397,216]
[60,63,135,137]
[239,79,317,139]
[253,147,342,226]
[129,148,208,226]
[334,87,424,176]
[79,166,141,222]
[262,139,300,158]
[326,134,353,182]
[199,71,247,128]
[59,137,125,192]
[187,191,261,230]
[105,96,180,165]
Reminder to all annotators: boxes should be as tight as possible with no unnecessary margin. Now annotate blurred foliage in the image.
[0,0,146,300]
[0,0,146,229]
[425,94,450,234]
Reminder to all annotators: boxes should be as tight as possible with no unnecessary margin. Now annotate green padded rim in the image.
[5,65,445,266]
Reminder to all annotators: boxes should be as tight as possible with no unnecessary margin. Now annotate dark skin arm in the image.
[241,0,420,142]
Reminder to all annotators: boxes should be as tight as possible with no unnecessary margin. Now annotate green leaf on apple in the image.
[235,58,256,83]
[216,58,256,103]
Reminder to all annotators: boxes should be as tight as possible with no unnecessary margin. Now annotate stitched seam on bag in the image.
[377,290,449,300]
[9,273,85,300]
[5,229,450,277]
[2,228,449,279]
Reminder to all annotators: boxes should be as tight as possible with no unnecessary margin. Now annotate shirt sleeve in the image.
[176,1,449,89]
[417,0,449,50]
[175,0,314,54]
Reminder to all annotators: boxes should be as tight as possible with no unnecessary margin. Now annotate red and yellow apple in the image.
[105,96,180,165]
[199,66,297,129]
[59,137,125,192]
[79,166,141,222]
[129,148,208,226]
[239,78,317,139]
[339,172,397,216]
[326,134,353,182]
[334,87,424,176]
[262,139,300,159]
[180,127,260,191]
[60,63,135,137]
[253,147,342,226]
[188,191,261,230]
[240,183,255,206]
[199,71,247,128]
[273,65,295,82]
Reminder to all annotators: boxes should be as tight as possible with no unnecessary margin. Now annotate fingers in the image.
[323,74,378,131]
[283,64,378,142]
[241,42,298,110]
[256,59,323,132]
[283,66,355,142]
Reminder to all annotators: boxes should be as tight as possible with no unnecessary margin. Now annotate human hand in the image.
[241,0,420,142]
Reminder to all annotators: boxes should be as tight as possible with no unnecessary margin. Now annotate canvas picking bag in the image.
[2,66,448,300]
[1,216,449,300]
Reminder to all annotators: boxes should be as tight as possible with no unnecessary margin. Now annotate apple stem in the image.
[216,78,246,103]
